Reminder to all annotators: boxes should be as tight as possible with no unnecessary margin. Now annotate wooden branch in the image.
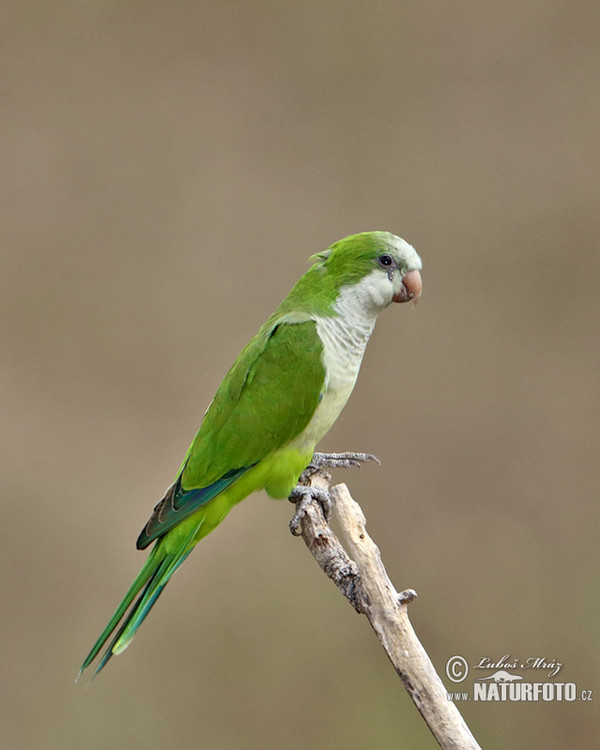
[292,470,482,750]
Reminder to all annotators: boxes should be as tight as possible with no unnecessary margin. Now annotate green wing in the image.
[137,318,325,548]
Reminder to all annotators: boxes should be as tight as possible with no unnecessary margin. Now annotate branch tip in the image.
[398,588,418,605]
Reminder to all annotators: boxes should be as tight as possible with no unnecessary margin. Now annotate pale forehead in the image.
[387,234,423,270]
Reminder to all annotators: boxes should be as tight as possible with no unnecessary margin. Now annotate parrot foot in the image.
[300,451,380,481]
[288,485,332,536]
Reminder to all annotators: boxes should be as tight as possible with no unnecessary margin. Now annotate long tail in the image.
[78,523,198,680]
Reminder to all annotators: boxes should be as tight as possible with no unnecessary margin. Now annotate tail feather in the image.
[79,522,200,680]
[110,551,191,656]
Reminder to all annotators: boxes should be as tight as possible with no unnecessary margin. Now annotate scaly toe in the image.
[288,485,333,535]
[301,452,380,480]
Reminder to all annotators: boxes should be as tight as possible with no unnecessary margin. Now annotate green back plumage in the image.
[136,319,326,548]
[183,318,325,488]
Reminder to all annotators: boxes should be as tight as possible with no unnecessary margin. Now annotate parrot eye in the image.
[377,254,394,268]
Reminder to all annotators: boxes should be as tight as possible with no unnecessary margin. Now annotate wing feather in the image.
[137,319,325,546]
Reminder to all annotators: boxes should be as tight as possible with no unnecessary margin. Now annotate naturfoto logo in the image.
[444,654,593,705]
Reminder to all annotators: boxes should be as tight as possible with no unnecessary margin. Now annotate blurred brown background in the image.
[2,2,598,748]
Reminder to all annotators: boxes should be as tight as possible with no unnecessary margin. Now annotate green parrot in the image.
[79,230,422,677]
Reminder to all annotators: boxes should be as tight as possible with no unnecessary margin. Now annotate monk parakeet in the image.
[80,230,422,677]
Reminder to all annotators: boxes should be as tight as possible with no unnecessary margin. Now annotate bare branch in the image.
[291,470,482,750]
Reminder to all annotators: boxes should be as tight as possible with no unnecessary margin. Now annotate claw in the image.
[300,452,380,482]
[288,485,332,536]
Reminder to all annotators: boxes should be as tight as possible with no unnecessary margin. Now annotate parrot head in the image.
[306,231,422,316]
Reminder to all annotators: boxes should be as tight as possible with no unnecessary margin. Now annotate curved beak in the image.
[393,269,422,303]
